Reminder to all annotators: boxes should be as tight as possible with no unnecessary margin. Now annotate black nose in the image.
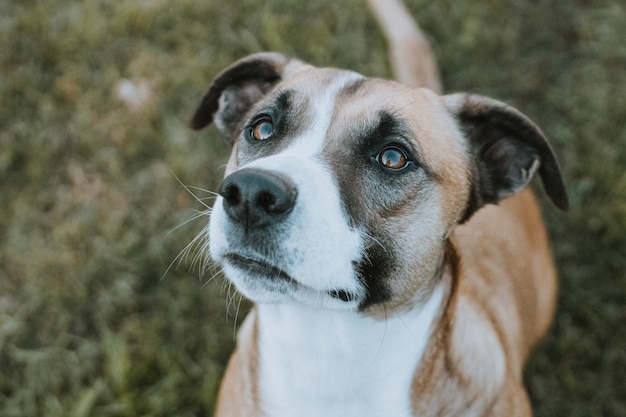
[218,168,298,231]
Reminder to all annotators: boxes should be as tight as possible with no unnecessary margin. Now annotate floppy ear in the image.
[444,93,569,222]
[190,52,304,142]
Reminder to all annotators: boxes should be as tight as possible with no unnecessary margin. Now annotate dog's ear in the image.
[444,93,569,221]
[190,52,304,141]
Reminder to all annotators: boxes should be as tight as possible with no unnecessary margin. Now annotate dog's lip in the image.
[222,253,359,303]
[224,253,295,286]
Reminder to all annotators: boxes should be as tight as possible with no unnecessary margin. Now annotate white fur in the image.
[209,71,369,309]
[257,283,445,417]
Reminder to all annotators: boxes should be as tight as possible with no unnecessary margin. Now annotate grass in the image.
[1,0,624,416]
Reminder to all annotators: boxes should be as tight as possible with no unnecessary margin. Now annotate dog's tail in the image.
[366,0,441,93]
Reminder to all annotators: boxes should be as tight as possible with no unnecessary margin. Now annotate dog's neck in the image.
[255,282,446,417]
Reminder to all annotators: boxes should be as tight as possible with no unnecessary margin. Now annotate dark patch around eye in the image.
[247,90,292,136]
[255,89,310,139]
[367,111,410,147]
[238,89,310,162]
[362,111,438,178]
[324,110,424,229]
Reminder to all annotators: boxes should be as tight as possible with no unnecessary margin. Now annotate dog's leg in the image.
[366,0,441,92]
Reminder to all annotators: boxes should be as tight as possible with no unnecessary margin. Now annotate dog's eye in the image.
[250,118,274,141]
[376,146,410,171]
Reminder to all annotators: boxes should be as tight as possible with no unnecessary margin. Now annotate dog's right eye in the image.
[249,118,274,141]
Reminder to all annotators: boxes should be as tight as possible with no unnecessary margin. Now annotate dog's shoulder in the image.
[453,189,557,362]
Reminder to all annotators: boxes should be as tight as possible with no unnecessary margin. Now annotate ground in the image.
[1,0,624,416]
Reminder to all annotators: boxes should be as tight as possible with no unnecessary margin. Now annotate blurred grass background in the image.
[1,0,624,416]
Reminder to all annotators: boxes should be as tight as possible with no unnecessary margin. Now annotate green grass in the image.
[1,0,624,416]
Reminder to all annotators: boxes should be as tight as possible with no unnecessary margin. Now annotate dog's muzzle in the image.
[218,168,298,232]
[211,164,366,309]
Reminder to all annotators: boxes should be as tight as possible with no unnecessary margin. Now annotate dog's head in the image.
[191,52,568,313]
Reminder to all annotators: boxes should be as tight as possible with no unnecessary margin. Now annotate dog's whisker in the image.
[171,173,214,210]
[163,174,218,281]
[162,207,212,280]
[164,210,210,241]
[162,227,206,280]
[233,293,245,337]
[201,268,223,290]
[184,186,221,203]
[190,229,212,278]
[366,234,389,254]
[171,226,212,282]
[197,257,214,280]
[184,185,220,197]
[223,283,232,315]
[226,282,241,322]
[199,232,215,276]
[352,227,390,254]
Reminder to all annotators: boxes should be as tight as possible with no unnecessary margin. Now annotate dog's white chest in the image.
[255,285,444,417]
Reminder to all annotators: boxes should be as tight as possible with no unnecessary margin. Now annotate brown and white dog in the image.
[190,0,568,415]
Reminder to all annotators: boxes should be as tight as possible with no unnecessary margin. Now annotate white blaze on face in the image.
[208,70,368,307]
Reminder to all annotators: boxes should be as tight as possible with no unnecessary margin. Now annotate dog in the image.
[189,0,568,415]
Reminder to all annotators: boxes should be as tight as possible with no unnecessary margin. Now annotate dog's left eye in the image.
[376,146,411,171]
[250,118,274,141]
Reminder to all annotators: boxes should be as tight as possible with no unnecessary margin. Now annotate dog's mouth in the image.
[223,253,359,303]
[224,253,295,285]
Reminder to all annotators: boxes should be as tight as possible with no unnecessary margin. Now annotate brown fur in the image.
[213,310,260,417]
[410,190,557,416]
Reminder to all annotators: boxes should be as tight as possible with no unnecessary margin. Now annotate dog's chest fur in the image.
[256,284,445,417]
